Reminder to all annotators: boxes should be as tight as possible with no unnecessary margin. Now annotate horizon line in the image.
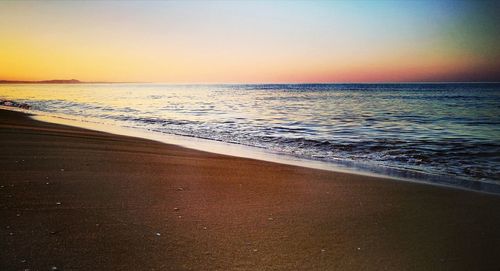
[1,79,500,85]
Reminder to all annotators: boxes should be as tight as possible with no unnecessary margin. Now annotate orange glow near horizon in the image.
[1,1,499,83]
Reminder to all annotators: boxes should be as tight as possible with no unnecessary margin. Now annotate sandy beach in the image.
[1,108,499,270]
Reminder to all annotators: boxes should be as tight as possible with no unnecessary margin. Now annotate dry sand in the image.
[1,109,499,270]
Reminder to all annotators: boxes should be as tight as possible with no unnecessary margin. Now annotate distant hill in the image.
[0,79,145,84]
[0,79,81,84]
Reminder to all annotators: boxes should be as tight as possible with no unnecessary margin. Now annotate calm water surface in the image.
[2,83,499,191]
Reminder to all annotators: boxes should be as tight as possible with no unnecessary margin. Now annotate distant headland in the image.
[0,79,140,84]
[0,79,82,84]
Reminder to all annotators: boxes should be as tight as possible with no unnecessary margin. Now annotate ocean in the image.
[2,83,499,192]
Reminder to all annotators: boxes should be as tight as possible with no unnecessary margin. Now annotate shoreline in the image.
[1,108,500,270]
[2,82,499,194]
[8,106,499,195]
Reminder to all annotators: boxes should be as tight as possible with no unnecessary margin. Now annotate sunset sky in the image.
[1,0,499,83]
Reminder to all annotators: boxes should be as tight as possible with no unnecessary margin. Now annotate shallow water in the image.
[2,83,499,189]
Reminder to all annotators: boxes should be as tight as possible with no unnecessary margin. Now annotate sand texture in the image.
[1,109,500,270]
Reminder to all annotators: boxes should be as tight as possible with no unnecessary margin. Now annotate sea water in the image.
[2,83,499,192]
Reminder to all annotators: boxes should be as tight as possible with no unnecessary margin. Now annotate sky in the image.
[0,0,499,83]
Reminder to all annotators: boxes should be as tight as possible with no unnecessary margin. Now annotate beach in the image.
[1,108,500,270]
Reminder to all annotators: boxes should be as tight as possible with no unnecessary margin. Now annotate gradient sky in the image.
[1,0,499,83]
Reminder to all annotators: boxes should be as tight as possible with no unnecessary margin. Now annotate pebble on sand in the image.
[156,232,161,236]
[173,207,180,211]
[56,202,61,205]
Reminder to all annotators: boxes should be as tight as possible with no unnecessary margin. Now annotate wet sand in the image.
[1,109,499,270]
